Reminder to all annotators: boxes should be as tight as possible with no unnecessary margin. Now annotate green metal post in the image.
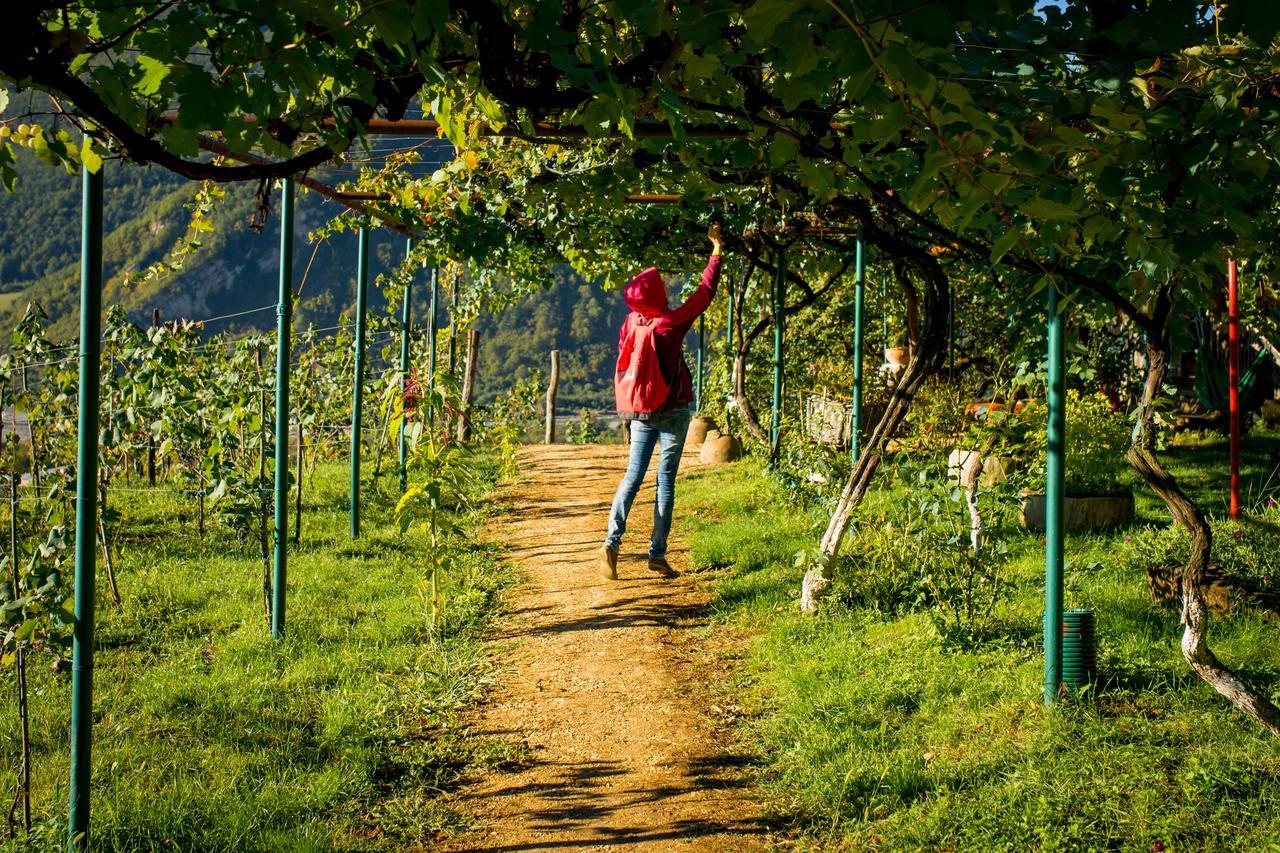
[426,266,438,425]
[398,238,413,493]
[350,227,369,539]
[851,228,865,463]
[448,278,459,376]
[1044,277,1066,706]
[695,315,705,413]
[881,271,888,357]
[271,178,293,640]
[68,164,103,853]
[770,252,786,457]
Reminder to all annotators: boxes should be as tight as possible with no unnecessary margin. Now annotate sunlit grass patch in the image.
[681,440,1280,849]
[1,458,515,852]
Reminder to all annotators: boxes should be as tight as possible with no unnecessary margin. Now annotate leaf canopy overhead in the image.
[1,1,1278,323]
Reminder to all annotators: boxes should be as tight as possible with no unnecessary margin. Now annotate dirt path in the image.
[442,443,770,852]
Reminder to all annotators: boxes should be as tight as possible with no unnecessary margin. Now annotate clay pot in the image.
[700,432,742,464]
[686,415,718,446]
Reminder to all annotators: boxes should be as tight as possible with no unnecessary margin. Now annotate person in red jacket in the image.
[600,223,723,579]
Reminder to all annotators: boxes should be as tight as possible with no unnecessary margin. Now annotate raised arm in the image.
[666,224,724,328]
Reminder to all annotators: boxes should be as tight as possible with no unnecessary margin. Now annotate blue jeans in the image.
[605,405,694,559]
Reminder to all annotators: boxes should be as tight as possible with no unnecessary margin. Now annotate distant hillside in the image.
[0,154,411,337]
[473,267,629,411]
[0,153,630,410]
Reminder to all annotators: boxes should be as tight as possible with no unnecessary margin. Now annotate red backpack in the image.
[615,314,672,418]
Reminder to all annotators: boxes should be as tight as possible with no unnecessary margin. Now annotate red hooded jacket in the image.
[618,253,722,413]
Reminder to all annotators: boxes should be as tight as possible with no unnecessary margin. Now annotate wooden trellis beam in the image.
[347,118,753,139]
[196,135,422,239]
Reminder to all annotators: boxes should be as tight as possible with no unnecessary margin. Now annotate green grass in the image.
[679,431,1280,850]
[1,457,518,852]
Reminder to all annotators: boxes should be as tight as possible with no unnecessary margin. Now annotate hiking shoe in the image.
[647,557,677,577]
[600,544,619,580]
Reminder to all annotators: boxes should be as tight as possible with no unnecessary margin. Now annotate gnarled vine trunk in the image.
[961,450,985,557]
[728,257,766,442]
[801,256,950,612]
[896,259,921,351]
[729,251,850,446]
[732,341,768,444]
[1128,287,1280,737]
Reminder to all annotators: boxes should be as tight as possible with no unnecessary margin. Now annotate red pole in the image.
[1228,258,1241,518]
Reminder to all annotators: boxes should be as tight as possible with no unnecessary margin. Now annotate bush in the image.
[904,375,988,446]
[1016,390,1132,495]
[481,371,542,477]
[1120,511,1280,593]
[829,457,1011,640]
[566,408,601,444]
[769,422,850,508]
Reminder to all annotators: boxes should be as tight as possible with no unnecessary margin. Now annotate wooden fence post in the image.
[545,349,560,444]
[457,328,479,442]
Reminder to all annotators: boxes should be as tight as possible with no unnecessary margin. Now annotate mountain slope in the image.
[0,154,628,409]
[0,154,410,336]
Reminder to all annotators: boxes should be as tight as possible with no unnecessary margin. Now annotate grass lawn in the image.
[1,457,518,852]
[680,430,1280,850]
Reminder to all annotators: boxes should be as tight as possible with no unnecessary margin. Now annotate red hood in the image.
[624,267,668,317]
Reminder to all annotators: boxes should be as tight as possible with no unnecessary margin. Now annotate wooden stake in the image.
[457,328,479,442]
[545,350,560,444]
